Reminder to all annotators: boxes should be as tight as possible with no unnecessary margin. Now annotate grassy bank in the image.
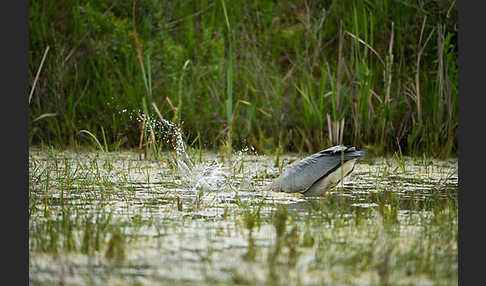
[28,0,457,157]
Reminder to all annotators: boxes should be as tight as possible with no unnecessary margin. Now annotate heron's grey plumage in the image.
[267,145,367,196]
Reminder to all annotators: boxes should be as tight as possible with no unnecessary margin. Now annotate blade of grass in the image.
[79,130,106,152]
[29,45,50,104]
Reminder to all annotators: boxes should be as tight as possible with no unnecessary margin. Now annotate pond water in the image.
[29,147,458,286]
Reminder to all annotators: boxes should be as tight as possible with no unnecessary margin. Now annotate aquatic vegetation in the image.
[29,0,457,156]
[28,1,458,284]
[29,147,457,285]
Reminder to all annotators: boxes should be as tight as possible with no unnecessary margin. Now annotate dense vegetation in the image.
[29,0,457,157]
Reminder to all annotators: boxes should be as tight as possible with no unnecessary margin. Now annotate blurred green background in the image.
[28,0,457,157]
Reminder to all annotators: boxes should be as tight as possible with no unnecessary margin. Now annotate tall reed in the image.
[28,0,458,156]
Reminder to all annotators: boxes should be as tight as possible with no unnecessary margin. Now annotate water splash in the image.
[172,136,256,194]
[181,148,255,194]
[123,109,252,193]
[185,160,231,193]
[121,109,193,169]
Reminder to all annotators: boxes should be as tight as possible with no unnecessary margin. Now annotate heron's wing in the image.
[279,152,343,193]
[321,145,348,153]
[279,146,367,193]
[303,158,358,196]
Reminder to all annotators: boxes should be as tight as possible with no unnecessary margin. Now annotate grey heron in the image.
[266,145,368,196]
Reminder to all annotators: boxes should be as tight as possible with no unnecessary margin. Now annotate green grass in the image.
[29,0,457,157]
